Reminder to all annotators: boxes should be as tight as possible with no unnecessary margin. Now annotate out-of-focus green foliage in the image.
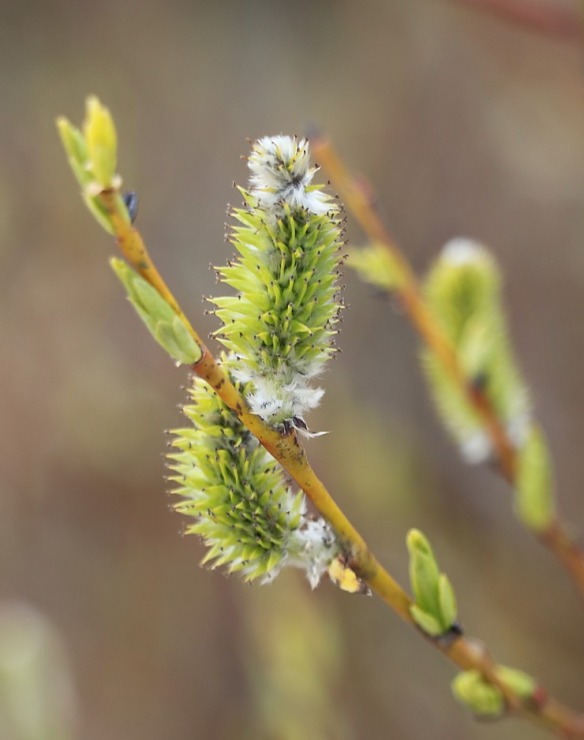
[515,426,555,531]
[348,243,405,291]
[422,239,529,463]
[0,603,77,740]
[244,580,344,740]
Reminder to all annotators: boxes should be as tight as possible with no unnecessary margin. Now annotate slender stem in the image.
[312,134,584,597]
[96,188,584,736]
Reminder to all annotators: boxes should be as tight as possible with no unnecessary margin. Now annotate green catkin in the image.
[423,238,530,462]
[210,136,345,427]
[168,373,338,584]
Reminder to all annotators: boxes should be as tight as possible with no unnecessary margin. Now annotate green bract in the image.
[423,238,529,463]
[168,374,338,584]
[210,136,344,426]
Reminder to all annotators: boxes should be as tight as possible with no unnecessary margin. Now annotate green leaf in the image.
[171,315,200,360]
[515,426,555,531]
[153,321,199,365]
[129,272,173,320]
[110,258,202,364]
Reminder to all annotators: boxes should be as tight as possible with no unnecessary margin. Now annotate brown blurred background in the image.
[1,0,584,738]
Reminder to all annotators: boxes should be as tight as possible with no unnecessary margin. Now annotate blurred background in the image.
[1,0,584,738]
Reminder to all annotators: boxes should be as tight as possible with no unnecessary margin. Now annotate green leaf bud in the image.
[110,258,202,365]
[347,243,405,291]
[437,573,458,629]
[410,605,444,637]
[58,102,129,233]
[423,238,530,463]
[210,136,344,426]
[515,426,555,531]
[83,95,118,189]
[57,117,91,187]
[407,529,441,616]
[407,529,458,635]
[494,665,537,701]
[168,374,339,584]
[452,670,505,717]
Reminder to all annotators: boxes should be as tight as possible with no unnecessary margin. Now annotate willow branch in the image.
[95,190,584,737]
[311,134,584,598]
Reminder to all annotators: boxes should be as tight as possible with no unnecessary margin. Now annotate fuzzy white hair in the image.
[248,135,335,215]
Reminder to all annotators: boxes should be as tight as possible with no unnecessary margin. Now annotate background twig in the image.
[451,0,584,43]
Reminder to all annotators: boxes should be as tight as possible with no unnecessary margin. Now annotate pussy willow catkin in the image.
[211,136,345,427]
[168,374,337,584]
